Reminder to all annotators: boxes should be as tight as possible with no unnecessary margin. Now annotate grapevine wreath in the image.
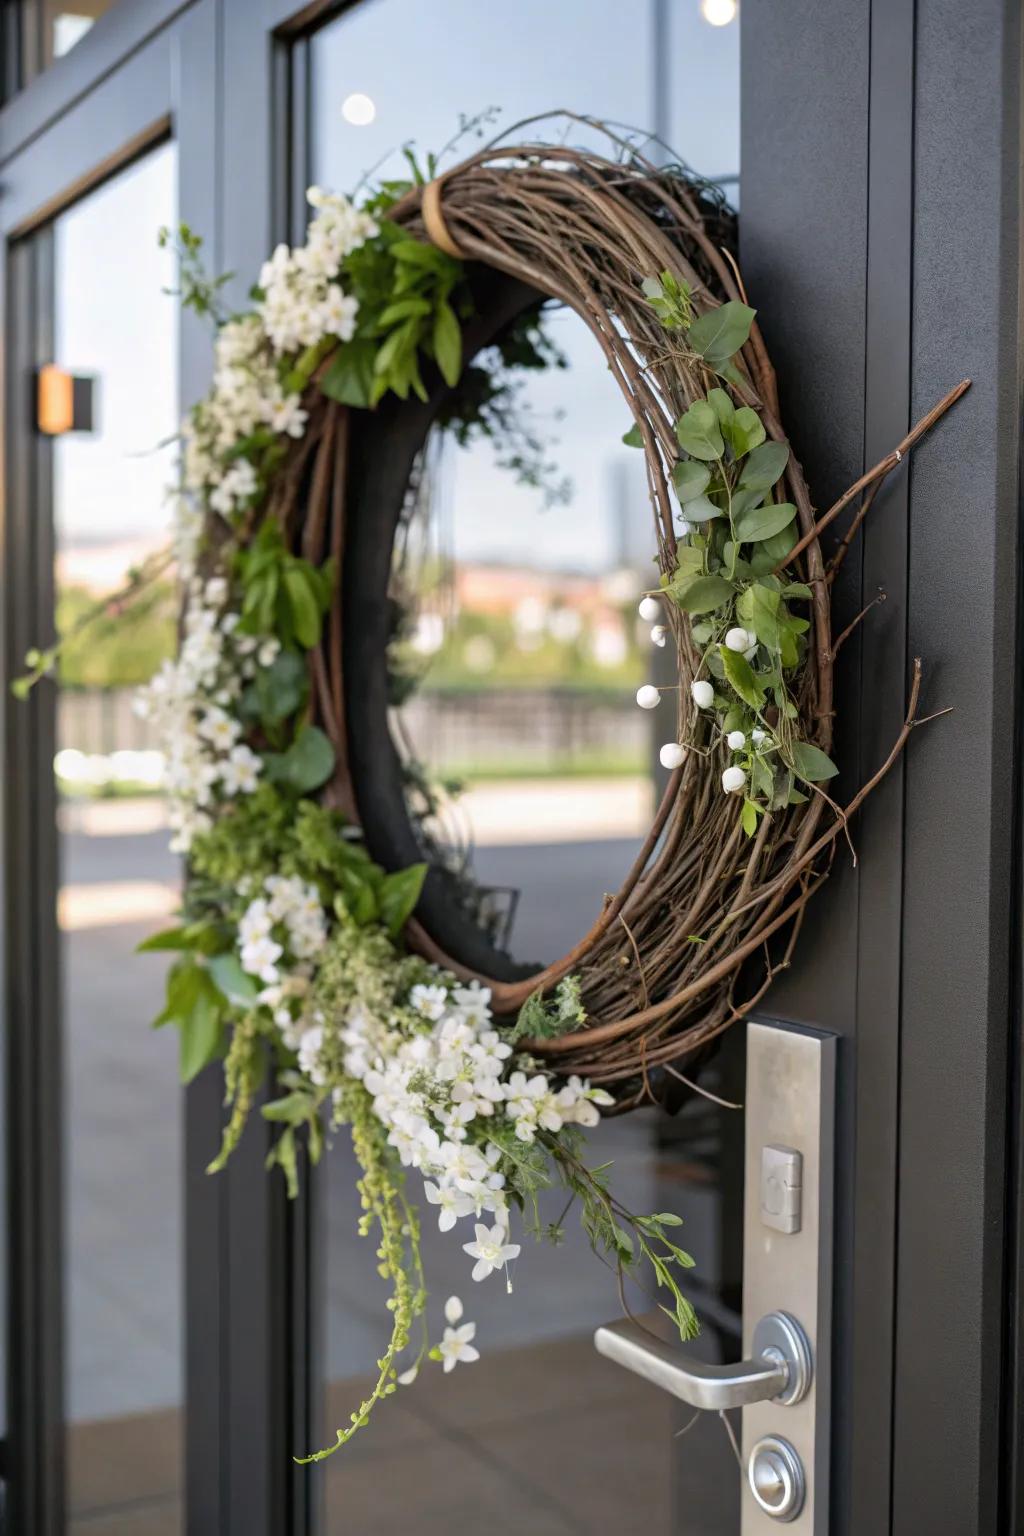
[32,118,966,1455]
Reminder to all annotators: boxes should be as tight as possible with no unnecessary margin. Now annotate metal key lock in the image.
[593,1021,834,1532]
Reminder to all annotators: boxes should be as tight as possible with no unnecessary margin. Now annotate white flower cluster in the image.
[134,575,272,851]
[239,873,329,986]
[314,977,612,1284]
[256,187,375,355]
[181,188,376,516]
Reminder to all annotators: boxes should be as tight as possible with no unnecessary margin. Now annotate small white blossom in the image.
[439,1320,479,1372]
[636,684,661,710]
[638,595,661,622]
[659,742,687,770]
[727,730,746,750]
[462,1222,520,1282]
[722,765,746,794]
[691,679,714,709]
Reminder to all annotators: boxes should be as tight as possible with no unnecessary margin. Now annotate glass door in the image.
[1,9,223,1529]
[297,3,744,1529]
[51,141,185,1535]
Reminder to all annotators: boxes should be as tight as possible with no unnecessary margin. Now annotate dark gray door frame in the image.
[743,2,1024,1533]
[1,0,1022,1532]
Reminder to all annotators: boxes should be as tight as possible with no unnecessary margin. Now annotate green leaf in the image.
[671,460,711,502]
[719,645,764,708]
[265,724,336,794]
[376,296,431,327]
[319,338,376,407]
[391,238,450,268]
[682,493,723,523]
[432,299,462,387]
[336,867,378,926]
[622,423,643,448]
[208,953,259,1008]
[244,648,307,726]
[378,863,427,936]
[686,300,756,364]
[759,521,799,563]
[674,573,735,615]
[790,742,839,783]
[706,387,735,429]
[734,501,797,544]
[137,926,192,953]
[178,977,223,1084]
[739,440,790,492]
[741,798,760,837]
[262,1091,315,1124]
[783,581,813,600]
[727,406,766,457]
[266,1127,299,1199]
[736,583,782,649]
[675,400,724,461]
[283,568,322,649]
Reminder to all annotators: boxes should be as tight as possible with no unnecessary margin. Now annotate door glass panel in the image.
[310,3,741,1528]
[52,142,183,1534]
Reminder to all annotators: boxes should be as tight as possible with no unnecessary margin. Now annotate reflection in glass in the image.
[310,2,742,1529]
[44,1,115,64]
[388,303,656,968]
[53,144,183,1533]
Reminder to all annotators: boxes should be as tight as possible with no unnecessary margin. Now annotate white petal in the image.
[444,1295,463,1325]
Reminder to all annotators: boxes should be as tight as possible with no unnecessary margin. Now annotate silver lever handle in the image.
[593,1310,812,1413]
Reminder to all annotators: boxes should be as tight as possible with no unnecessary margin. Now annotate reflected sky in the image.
[311,0,739,574]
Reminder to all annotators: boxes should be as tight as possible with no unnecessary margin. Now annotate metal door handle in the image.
[593,1310,812,1412]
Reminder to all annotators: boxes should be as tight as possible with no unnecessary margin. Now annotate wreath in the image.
[21,118,965,1458]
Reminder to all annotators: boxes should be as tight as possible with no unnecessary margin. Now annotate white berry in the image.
[659,742,687,769]
[636,684,661,710]
[727,730,746,750]
[751,728,768,747]
[722,765,746,794]
[651,625,667,648]
[676,518,692,536]
[638,595,661,622]
[690,679,714,709]
[725,627,750,652]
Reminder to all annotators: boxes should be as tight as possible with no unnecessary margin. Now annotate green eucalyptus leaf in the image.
[706,387,735,429]
[671,460,712,502]
[718,645,764,708]
[265,724,336,794]
[674,573,735,615]
[737,583,782,648]
[675,401,724,461]
[790,742,839,783]
[728,406,766,457]
[739,440,790,492]
[686,300,756,364]
[244,648,307,726]
[735,501,797,544]
[758,521,799,563]
[622,423,644,448]
[681,493,722,522]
